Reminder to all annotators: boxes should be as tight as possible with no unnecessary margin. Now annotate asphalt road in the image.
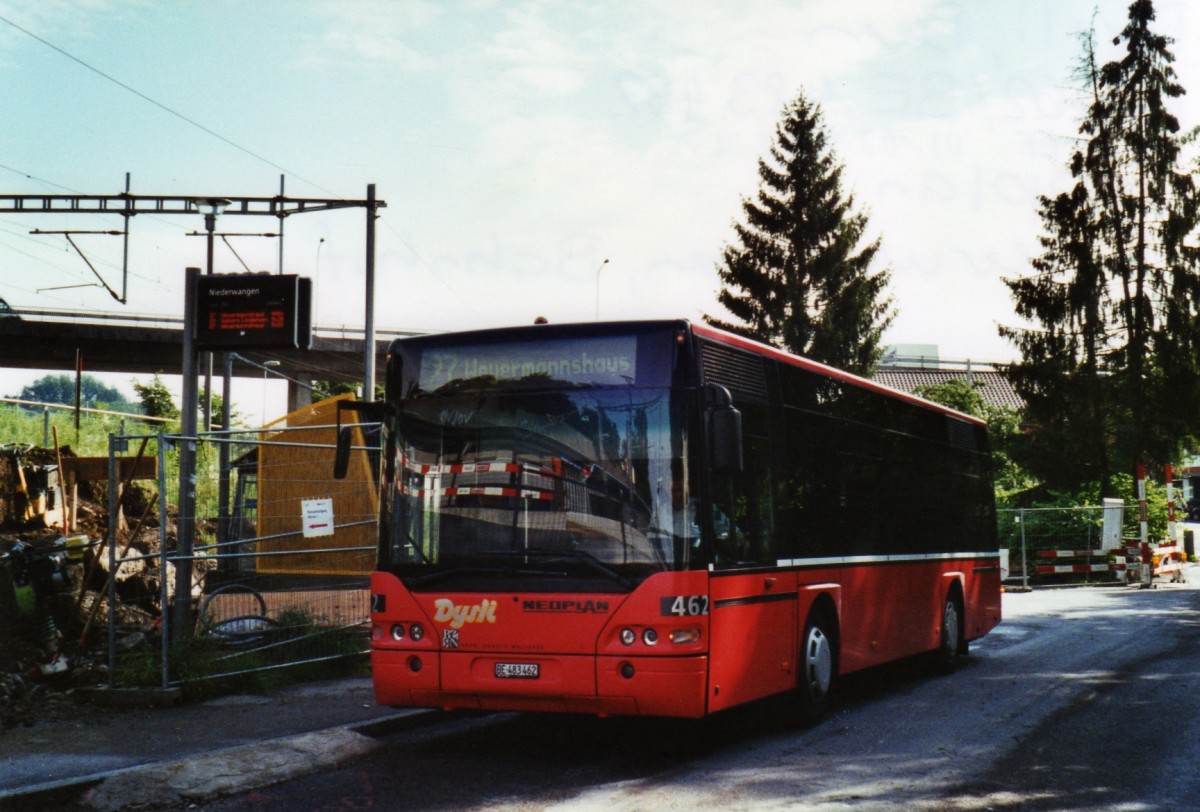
[153,578,1200,811]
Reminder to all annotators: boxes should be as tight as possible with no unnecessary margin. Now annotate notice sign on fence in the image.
[302,498,335,538]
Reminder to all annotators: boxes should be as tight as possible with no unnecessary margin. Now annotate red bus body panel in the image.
[372,553,1002,718]
[371,570,712,718]
[831,557,1001,673]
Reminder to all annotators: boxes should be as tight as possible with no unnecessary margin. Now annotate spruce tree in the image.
[706,90,894,376]
[1001,0,1199,492]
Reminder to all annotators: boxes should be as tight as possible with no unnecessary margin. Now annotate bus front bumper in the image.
[372,649,709,718]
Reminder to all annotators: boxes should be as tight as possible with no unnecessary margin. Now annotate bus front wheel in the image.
[932,593,964,675]
[793,608,836,725]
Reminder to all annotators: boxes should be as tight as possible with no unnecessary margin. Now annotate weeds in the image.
[117,605,368,701]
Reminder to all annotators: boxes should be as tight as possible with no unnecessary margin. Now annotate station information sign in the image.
[194,273,312,350]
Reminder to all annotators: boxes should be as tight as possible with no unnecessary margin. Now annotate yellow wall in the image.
[256,394,376,575]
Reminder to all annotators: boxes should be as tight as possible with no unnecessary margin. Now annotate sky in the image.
[0,0,1197,418]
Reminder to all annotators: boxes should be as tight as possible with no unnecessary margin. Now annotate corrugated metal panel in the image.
[256,394,376,576]
[872,369,1023,410]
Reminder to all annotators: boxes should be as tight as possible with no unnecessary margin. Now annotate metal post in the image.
[121,172,130,304]
[1137,462,1150,587]
[173,267,200,642]
[1166,463,1176,546]
[278,175,285,275]
[218,353,233,550]
[157,434,170,688]
[74,349,82,435]
[106,434,118,687]
[202,213,216,432]
[1020,507,1029,591]
[364,184,377,401]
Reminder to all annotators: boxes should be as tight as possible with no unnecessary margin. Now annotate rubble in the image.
[0,447,168,728]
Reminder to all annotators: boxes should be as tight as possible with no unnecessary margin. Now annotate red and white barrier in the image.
[1032,549,1127,575]
[1154,542,1186,583]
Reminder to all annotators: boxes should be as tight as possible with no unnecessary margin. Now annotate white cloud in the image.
[3,0,1198,389]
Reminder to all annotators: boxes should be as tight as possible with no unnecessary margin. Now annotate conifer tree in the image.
[1001,0,1199,492]
[707,90,894,376]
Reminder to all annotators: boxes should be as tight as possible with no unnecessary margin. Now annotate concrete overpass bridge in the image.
[0,307,421,413]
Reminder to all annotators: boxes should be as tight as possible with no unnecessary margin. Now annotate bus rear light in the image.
[620,628,636,646]
[390,624,406,641]
[670,628,701,645]
[409,624,425,641]
[642,628,659,646]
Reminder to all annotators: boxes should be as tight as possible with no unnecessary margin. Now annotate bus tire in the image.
[793,607,836,725]
[932,591,964,675]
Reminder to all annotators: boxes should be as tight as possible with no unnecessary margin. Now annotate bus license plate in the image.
[494,662,539,679]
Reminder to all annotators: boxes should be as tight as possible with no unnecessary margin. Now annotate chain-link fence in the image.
[97,399,379,691]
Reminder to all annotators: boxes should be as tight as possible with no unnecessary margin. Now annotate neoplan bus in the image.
[337,319,1001,721]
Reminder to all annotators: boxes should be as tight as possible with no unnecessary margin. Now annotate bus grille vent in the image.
[945,416,979,451]
[700,342,768,399]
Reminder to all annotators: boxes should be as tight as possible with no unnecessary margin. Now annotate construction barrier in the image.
[1153,542,1186,583]
[1032,548,1127,577]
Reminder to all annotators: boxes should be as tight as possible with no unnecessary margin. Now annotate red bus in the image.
[343,319,1001,721]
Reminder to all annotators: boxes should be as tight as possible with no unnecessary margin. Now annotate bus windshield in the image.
[381,333,696,592]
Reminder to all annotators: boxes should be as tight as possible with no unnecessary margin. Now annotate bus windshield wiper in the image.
[409,565,561,588]
[491,548,634,590]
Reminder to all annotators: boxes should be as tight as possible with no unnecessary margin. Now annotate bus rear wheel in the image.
[793,608,836,725]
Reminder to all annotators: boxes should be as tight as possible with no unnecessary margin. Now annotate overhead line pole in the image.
[364,184,377,402]
[0,192,384,216]
[4,181,389,412]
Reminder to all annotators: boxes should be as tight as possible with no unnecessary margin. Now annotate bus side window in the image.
[712,409,774,567]
[778,408,839,559]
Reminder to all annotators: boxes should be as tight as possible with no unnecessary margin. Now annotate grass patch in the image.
[116,606,369,701]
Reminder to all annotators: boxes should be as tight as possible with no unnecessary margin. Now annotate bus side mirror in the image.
[333,399,387,480]
[333,426,354,480]
[705,384,743,474]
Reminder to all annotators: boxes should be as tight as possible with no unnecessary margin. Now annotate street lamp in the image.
[595,258,609,320]
[193,198,231,242]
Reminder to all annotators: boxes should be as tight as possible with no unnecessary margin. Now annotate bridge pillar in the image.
[287,379,309,415]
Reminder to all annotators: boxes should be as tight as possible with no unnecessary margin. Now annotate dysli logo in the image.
[433,598,498,629]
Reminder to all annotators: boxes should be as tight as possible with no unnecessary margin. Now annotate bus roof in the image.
[689,321,988,427]
[388,319,988,427]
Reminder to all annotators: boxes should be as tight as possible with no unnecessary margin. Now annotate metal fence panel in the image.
[103,415,378,690]
[997,505,1131,588]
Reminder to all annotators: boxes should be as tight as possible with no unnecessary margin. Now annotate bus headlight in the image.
[409,624,425,641]
[619,628,636,646]
[390,624,406,641]
[642,628,659,646]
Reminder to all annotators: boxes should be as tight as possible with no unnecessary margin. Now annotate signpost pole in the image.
[173,266,200,643]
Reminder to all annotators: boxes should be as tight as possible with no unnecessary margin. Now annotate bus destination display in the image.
[419,336,638,390]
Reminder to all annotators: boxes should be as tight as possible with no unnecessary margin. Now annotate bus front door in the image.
[707,570,798,713]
